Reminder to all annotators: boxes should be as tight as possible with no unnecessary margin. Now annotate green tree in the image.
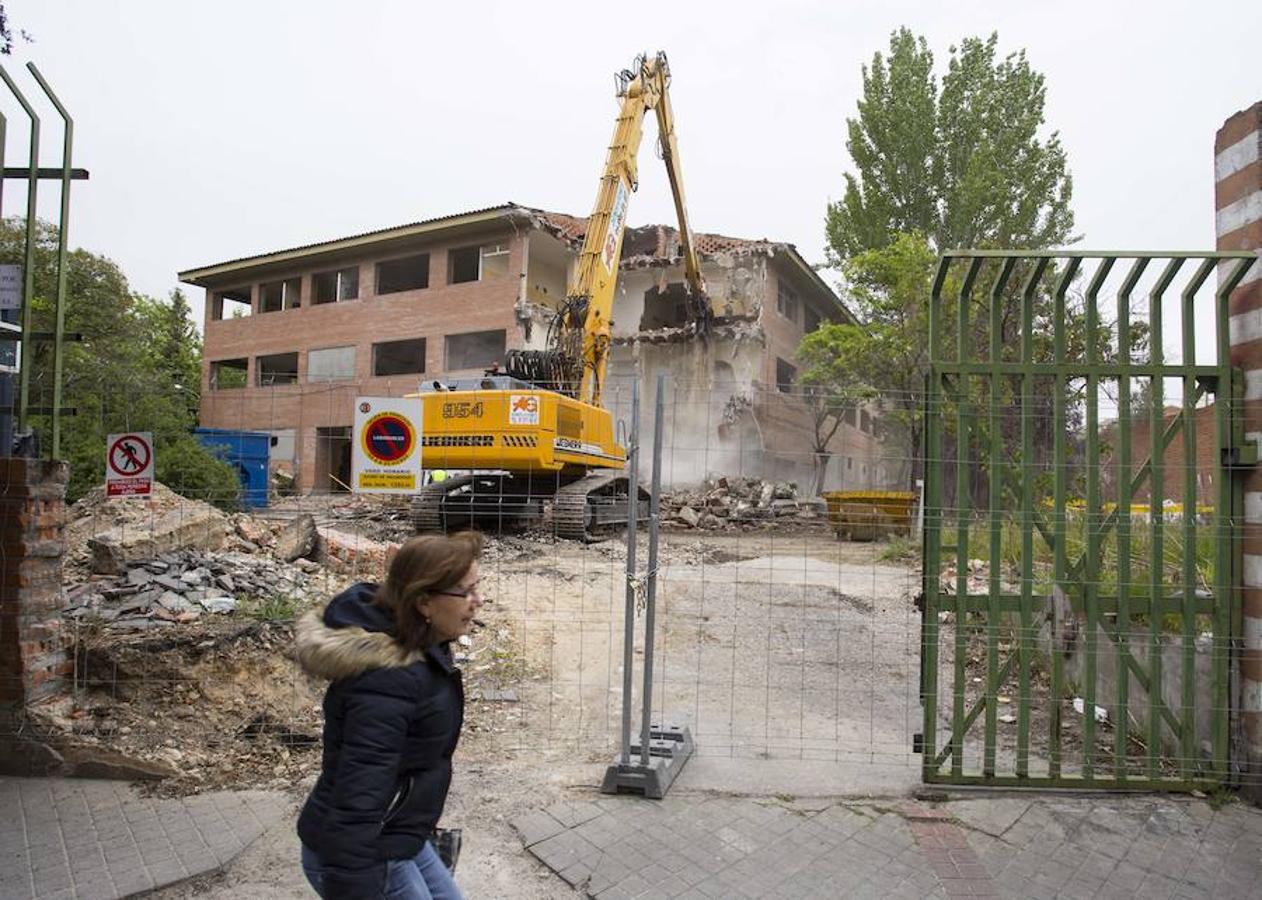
[808,29,1078,496]
[826,28,1075,259]
[800,233,937,489]
[0,218,238,508]
[0,2,32,56]
[135,288,202,423]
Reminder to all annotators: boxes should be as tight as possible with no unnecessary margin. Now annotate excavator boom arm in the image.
[568,52,708,408]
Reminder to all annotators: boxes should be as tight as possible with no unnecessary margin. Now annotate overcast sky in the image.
[5,0,1260,334]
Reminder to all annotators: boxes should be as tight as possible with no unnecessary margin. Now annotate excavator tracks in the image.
[409,475,475,534]
[553,473,649,542]
[411,472,647,542]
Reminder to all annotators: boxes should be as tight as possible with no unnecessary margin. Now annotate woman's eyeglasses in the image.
[433,585,483,601]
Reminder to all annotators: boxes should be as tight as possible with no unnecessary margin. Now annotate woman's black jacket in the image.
[295,583,464,900]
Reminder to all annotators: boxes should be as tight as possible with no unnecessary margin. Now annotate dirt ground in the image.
[49,491,930,896]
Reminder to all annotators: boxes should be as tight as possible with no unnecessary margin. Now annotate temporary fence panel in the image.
[22,362,935,797]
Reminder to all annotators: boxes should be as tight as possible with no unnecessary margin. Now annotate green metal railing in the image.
[0,63,81,458]
[921,250,1257,790]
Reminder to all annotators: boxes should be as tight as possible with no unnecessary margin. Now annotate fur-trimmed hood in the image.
[295,583,426,681]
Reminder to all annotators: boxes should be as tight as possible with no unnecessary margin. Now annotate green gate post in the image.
[1049,258,1079,780]
[1083,258,1113,780]
[1018,259,1048,779]
[921,260,948,782]
[1114,259,1148,781]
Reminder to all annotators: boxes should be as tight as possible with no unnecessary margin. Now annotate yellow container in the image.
[823,490,916,541]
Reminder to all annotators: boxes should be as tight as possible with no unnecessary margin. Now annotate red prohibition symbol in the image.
[362,413,414,465]
[108,434,151,477]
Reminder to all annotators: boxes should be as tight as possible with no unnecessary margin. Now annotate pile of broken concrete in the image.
[60,483,363,632]
[664,476,829,530]
[60,548,327,632]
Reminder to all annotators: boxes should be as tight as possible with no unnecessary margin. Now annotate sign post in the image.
[352,397,423,493]
[0,264,21,456]
[106,432,154,498]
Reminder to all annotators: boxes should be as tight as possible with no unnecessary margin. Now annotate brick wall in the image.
[1216,101,1262,800]
[1101,404,1219,505]
[756,258,886,487]
[0,458,70,711]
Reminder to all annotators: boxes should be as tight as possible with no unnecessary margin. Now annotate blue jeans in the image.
[301,842,464,900]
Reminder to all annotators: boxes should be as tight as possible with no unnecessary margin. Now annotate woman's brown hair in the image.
[374,531,483,651]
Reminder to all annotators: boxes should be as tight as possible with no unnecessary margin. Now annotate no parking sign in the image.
[106,432,154,498]
[352,397,423,493]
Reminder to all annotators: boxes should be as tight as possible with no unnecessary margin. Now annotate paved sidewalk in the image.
[516,791,1262,899]
[0,777,288,900]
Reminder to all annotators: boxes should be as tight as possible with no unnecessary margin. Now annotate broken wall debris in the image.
[88,507,230,575]
[662,476,829,531]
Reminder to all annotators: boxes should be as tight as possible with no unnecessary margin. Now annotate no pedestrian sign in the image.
[106,432,154,498]
[352,397,422,493]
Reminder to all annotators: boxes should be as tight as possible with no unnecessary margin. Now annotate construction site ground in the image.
[10,490,1262,897]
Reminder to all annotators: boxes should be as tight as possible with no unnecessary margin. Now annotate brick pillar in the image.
[0,457,71,773]
[1218,102,1262,798]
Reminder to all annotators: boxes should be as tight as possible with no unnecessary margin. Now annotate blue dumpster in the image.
[194,428,271,509]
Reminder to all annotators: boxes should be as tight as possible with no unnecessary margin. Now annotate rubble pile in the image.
[266,493,415,545]
[41,481,539,793]
[64,483,229,579]
[60,549,331,632]
[36,610,529,793]
[662,476,830,530]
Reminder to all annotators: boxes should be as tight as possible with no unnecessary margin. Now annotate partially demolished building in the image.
[180,203,887,492]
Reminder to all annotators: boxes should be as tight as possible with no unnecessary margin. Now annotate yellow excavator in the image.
[411,51,709,540]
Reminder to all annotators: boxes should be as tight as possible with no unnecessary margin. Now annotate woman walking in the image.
[295,532,484,899]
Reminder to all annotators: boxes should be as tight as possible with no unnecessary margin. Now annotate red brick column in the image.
[1217,102,1262,799]
[0,458,70,718]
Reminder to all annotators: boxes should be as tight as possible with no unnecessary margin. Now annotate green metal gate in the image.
[920,250,1257,790]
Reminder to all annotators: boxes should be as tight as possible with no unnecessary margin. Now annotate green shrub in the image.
[155,436,242,512]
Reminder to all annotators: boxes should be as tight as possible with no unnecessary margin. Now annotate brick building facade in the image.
[179,204,887,493]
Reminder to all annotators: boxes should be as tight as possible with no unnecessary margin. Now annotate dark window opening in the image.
[844,407,857,427]
[259,278,301,313]
[776,357,796,394]
[804,306,822,333]
[449,244,511,284]
[313,266,359,304]
[777,279,799,323]
[210,358,247,390]
[638,283,693,330]
[446,329,506,371]
[860,409,872,433]
[257,352,299,386]
[212,287,252,320]
[374,337,427,376]
[316,426,352,494]
[449,246,481,284]
[377,253,429,294]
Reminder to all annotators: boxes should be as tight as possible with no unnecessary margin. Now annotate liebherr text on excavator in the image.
[411,51,710,540]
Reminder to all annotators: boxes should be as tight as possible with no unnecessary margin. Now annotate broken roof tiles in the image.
[526,207,784,266]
